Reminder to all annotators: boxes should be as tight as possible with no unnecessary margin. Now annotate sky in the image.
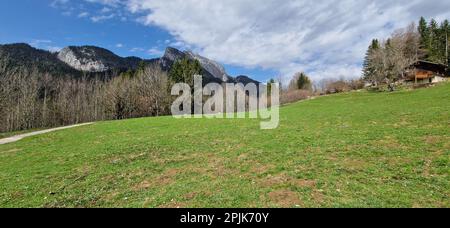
[0,0,449,82]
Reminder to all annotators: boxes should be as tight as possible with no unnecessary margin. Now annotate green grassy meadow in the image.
[0,83,449,208]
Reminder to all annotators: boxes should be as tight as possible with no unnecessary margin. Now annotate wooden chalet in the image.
[405,60,449,84]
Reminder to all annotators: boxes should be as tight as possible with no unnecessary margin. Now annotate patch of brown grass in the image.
[133,180,152,191]
[371,136,405,150]
[385,156,413,166]
[249,163,274,175]
[103,191,119,201]
[259,173,317,189]
[260,174,290,187]
[132,168,179,191]
[293,179,317,188]
[312,190,325,204]
[268,190,302,208]
[183,192,198,200]
[342,158,368,171]
[424,136,449,145]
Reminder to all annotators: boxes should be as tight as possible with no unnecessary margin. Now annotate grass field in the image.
[0,83,449,208]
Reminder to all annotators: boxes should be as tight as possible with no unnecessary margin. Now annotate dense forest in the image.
[363,17,449,84]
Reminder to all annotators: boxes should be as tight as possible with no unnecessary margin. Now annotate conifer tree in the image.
[441,20,449,66]
[428,19,441,63]
[169,57,202,87]
[363,39,380,80]
[418,17,430,59]
[296,73,312,90]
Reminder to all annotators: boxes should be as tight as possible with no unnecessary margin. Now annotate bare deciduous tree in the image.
[0,63,173,133]
[364,23,421,86]
[135,64,171,117]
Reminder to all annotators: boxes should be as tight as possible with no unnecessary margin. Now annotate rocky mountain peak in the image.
[162,47,187,62]
[185,51,230,82]
[0,43,259,85]
[58,46,108,72]
[161,47,232,82]
[57,46,142,72]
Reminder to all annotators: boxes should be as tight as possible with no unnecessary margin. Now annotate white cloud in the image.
[130,47,144,52]
[147,47,164,56]
[86,0,450,80]
[50,0,69,8]
[47,46,63,52]
[78,12,89,18]
[84,0,122,7]
[51,0,77,16]
[30,39,52,46]
[116,43,124,48]
[91,14,115,22]
[100,7,112,13]
[29,39,62,53]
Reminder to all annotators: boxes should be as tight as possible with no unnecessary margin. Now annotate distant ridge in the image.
[0,43,260,84]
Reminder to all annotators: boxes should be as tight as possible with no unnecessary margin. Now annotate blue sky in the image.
[0,0,449,82]
[0,0,277,81]
[0,1,165,55]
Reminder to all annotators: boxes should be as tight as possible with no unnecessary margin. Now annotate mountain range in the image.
[0,43,259,84]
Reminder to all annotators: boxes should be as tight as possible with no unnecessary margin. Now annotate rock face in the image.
[185,51,230,82]
[58,47,108,72]
[161,47,186,63]
[160,47,187,71]
[160,47,256,84]
[57,46,142,72]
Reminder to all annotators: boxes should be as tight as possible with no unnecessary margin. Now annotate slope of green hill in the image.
[0,83,449,208]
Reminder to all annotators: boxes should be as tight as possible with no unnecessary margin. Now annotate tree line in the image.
[0,58,204,133]
[418,17,450,65]
[2,55,285,133]
[269,71,364,105]
[363,17,449,85]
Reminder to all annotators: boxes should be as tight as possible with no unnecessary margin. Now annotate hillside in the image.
[0,84,448,208]
[0,43,81,77]
[0,43,139,79]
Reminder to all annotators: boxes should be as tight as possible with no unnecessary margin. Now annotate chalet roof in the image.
[410,60,448,75]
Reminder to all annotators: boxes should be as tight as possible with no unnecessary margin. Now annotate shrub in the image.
[325,80,350,94]
[281,90,312,104]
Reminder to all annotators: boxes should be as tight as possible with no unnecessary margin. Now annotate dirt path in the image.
[0,123,93,145]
